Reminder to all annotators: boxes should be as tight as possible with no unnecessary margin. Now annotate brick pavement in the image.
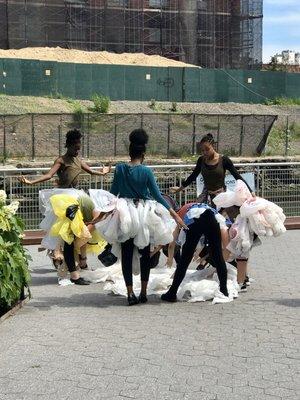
[0,231,299,400]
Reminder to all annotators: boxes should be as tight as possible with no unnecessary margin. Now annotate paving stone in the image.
[0,232,299,400]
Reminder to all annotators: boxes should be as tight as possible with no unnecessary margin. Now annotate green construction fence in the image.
[0,58,299,103]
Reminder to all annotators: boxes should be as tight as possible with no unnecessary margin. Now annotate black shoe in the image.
[70,277,90,285]
[127,293,139,306]
[244,275,251,286]
[161,291,177,303]
[139,293,148,304]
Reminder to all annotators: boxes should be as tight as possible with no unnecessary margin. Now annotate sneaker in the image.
[70,277,90,285]
[244,275,251,286]
[238,282,247,292]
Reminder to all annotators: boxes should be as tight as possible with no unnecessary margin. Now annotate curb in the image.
[0,297,30,324]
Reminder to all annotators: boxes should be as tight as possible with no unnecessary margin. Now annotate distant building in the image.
[0,0,263,70]
[273,50,300,66]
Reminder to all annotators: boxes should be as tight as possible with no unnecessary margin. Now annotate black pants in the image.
[64,241,77,273]
[121,238,151,287]
[169,209,229,297]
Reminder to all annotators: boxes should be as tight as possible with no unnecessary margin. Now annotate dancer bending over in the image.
[161,204,229,303]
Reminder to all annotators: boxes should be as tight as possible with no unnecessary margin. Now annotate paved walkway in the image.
[0,231,299,400]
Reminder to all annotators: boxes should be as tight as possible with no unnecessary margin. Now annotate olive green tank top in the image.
[57,155,82,188]
[201,155,226,192]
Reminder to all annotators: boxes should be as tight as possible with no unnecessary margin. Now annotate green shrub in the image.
[149,99,157,110]
[265,97,300,106]
[170,102,178,112]
[0,191,31,315]
[91,93,110,113]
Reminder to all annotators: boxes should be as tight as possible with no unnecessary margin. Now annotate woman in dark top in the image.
[170,133,255,291]
[171,133,255,206]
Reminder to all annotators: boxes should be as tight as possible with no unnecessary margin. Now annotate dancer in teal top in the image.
[110,163,171,210]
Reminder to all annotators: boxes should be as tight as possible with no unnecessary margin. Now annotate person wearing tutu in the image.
[161,203,230,303]
[90,129,186,305]
[170,133,256,291]
[19,129,110,270]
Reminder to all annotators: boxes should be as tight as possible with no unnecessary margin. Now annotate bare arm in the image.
[170,157,203,194]
[166,225,180,267]
[81,160,111,176]
[19,158,62,185]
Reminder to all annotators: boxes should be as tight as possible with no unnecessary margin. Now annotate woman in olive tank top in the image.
[20,129,111,188]
[19,129,111,281]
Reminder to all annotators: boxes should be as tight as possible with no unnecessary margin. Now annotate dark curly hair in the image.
[129,129,149,159]
[199,133,215,145]
[65,129,82,148]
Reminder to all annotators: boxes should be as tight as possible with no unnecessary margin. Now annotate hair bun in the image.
[129,129,149,146]
[206,133,214,140]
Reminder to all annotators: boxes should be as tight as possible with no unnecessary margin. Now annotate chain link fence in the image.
[1,162,299,230]
[0,113,283,162]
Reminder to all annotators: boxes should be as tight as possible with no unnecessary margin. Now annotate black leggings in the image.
[121,238,151,287]
[64,242,77,273]
[169,209,229,297]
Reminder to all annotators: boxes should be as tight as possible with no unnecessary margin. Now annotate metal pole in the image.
[141,113,144,129]
[167,114,171,157]
[5,0,9,49]
[58,115,62,156]
[81,114,85,158]
[3,116,6,165]
[114,115,117,157]
[285,116,289,157]
[31,114,35,161]
[239,115,244,156]
[192,114,196,154]
[87,113,90,159]
[256,165,260,197]
[217,115,220,152]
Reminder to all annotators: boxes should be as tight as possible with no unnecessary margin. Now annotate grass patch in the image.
[265,97,300,106]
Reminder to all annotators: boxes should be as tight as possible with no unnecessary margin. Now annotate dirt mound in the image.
[0,47,198,68]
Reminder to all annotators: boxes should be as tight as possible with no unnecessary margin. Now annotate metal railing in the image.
[1,162,300,230]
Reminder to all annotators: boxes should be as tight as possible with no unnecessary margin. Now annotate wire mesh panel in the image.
[169,114,194,157]
[34,114,61,159]
[4,115,32,159]
[115,114,142,156]
[142,114,169,156]
[84,114,116,159]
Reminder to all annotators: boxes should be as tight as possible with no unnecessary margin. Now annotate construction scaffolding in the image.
[0,1,263,69]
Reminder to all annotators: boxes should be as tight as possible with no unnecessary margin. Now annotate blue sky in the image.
[263,0,300,62]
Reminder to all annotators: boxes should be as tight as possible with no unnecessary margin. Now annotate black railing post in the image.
[31,114,35,161]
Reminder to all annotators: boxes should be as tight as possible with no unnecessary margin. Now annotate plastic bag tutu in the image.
[39,188,85,250]
[39,189,105,254]
[177,203,227,248]
[89,189,176,249]
[213,180,286,258]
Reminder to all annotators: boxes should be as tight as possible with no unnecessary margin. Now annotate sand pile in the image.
[0,47,198,68]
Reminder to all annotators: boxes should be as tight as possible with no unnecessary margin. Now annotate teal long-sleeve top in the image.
[110,163,171,210]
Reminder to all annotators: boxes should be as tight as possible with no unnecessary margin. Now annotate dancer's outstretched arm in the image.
[19,158,62,185]
[81,160,111,176]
